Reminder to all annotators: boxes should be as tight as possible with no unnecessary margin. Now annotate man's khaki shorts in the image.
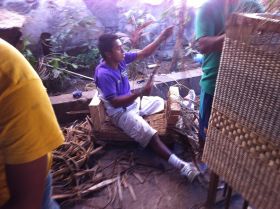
[110,96,164,147]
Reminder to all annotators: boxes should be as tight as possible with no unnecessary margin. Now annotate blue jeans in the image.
[42,173,60,209]
[199,90,213,142]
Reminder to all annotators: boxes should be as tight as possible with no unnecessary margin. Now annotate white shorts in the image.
[110,96,164,147]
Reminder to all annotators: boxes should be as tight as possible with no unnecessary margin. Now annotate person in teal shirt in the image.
[195,0,264,149]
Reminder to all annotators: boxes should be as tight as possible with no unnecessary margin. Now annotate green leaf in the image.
[51,60,59,69]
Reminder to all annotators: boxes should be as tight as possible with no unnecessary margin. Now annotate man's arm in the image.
[195,2,224,54]
[109,92,140,108]
[197,34,225,54]
[1,155,48,209]
[109,80,153,108]
[136,26,173,60]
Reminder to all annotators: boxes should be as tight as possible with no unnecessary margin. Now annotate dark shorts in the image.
[199,89,213,141]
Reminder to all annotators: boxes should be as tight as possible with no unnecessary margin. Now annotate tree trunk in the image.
[170,0,186,72]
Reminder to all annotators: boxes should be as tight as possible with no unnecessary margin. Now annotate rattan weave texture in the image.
[202,13,280,209]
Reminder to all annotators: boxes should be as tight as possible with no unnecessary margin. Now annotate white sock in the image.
[168,154,184,170]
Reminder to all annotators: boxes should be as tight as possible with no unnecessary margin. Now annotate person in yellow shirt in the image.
[0,38,64,209]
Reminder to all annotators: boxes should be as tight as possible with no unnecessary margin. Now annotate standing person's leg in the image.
[42,173,60,209]
[198,89,213,150]
[197,89,213,175]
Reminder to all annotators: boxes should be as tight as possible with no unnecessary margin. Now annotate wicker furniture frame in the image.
[203,13,280,209]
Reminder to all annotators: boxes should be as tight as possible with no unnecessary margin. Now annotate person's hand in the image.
[197,34,225,54]
[197,36,215,54]
[141,79,153,96]
[160,26,174,42]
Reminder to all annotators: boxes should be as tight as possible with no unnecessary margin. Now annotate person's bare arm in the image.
[110,80,153,108]
[136,26,173,60]
[1,155,48,209]
[109,92,140,108]
[197,34,225,54]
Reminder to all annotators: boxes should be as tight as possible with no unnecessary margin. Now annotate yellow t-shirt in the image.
[0,39,64,206]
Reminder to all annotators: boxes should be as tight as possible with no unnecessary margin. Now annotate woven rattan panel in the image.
[203,13,280,209]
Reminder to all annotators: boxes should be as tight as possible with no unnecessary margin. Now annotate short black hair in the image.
[97,33,118,60]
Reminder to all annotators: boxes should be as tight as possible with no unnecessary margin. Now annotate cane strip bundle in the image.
[51,117,105,204]
[51,116,168,207]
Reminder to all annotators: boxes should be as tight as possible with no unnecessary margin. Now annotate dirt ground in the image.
[62,143,244,209]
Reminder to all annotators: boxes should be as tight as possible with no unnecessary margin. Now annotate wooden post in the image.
[89,91,105,131]
[204,171,219,209]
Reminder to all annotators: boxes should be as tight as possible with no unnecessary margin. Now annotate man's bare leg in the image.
[147,133,200,182]
[147,133,171,160]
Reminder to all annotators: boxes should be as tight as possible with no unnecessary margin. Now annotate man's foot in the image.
[180,162,200,182]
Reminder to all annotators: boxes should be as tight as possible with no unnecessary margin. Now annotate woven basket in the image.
[94,109,167,141]
[202,13,280,209]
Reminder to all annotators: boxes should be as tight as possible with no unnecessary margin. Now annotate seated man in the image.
[94,27,199,182]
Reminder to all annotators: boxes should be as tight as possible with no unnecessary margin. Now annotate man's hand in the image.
[197,34,225,54]
[159,26,174,42]
[109,79,154,108]
[137,26,174,60]
[141,79,153,96]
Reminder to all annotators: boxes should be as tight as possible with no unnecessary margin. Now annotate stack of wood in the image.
[51,117,166,207]
[51,117,104,204]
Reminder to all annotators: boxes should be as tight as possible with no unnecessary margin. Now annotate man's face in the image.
[109,39,125,63]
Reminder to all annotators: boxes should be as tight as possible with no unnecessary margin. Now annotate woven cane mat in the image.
[203,13,280,209]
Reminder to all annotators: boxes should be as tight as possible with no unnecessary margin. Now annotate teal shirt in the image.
[195,1,225,95]
[195,0,264,96]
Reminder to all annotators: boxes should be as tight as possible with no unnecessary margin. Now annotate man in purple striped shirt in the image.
[95,27,200,182]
